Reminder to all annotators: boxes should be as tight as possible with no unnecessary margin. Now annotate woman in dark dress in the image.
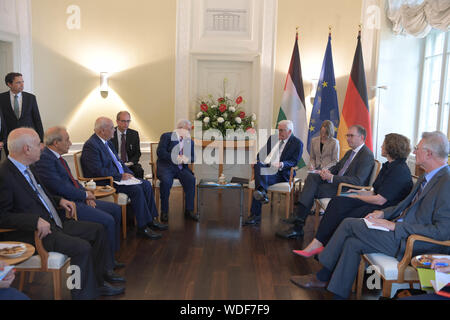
[294,133,413,257]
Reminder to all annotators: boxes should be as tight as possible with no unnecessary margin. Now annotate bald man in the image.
[0,128,124,299]
[80,117,167,240]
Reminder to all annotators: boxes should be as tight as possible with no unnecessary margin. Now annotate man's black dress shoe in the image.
[98,281,125,296]
[253,189,269,204]
[185,210,199,222]
[275,226,304,239]
[104,270,126,283]
[242,215,261,226]
[160,212,168,222]
[113,260,126,270]
[137,227,162,240]
[148,218,168,231]
[281,217,305,225]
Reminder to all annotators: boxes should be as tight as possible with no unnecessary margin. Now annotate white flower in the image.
[252,113,257,121]
[211,105,217,109]
[235,117,242,124]
[217,117,224,123]
[197,112,203,119]
[223,112,228,119]
[203,117,210,123]
[229,107,235,112]
[225,93,231,99]
[251,121,255,127]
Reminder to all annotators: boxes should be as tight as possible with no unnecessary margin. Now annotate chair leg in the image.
[121,205,127,240]
[19,271,26,291]
[247,188,253,217]
[155,187,160,214]
[285,193,290,219]
[313,201,321,235]
[28,271,35,283]
[382,280,392,298]
[52,270,62,300]
[182,189,186,213]
[356,258,366,299]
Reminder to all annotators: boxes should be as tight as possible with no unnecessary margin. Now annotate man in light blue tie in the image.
[81,117,167,240]
[276,125,375,239]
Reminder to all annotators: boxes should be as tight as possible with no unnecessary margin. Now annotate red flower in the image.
[200,103,208,112]
[239,111,245,119]
[219,104,227,113]
[236,96,243,104]
[218,97,225,103]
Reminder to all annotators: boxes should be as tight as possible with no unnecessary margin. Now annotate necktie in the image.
[338,151,356,176]
[105,142,124,174]
[394,177,427,222]
[178,137,183,170]
[14,94,20,119]
[120,133,127,162]
[24,168,63,228]
[59,157,79,188]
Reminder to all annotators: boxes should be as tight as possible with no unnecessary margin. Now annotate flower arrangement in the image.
[195,80,256,137]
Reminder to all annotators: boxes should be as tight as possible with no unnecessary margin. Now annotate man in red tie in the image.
[110,111,144,178]
[34,126,126,272]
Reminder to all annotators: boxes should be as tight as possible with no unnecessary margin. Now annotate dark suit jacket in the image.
[329,145,374,186]
[257,134,303,181]
[156,131,195,172]
[0,158,65,245]
[0,107,6,159]
[81,133,133,184]
[0,91,44,146]
[383,165,450,257]
[34,147,87,202]
[110,127,142,164]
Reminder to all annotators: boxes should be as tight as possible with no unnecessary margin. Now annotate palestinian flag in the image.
[337,32,373,158]
[277,31,308,168]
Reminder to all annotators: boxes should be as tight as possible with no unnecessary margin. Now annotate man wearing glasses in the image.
[111,111,144,178]
[276,125,374,239]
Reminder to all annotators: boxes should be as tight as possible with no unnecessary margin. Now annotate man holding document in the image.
[81,117,167,240]
[290,131,450,300]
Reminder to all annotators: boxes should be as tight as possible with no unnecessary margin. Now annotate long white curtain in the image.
[387,0,450,37]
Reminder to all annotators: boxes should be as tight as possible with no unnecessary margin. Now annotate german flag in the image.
[337,32,373,158]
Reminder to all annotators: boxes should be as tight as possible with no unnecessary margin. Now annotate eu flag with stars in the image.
[307,34,340,153]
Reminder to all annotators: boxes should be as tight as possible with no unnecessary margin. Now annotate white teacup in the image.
[85,181,96,191]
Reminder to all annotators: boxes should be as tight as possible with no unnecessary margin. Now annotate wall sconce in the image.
[100,72,109,98]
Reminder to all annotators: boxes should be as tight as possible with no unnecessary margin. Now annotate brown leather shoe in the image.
[290,274,328,289]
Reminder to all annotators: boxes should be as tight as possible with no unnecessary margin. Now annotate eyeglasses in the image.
[118,120,131,123]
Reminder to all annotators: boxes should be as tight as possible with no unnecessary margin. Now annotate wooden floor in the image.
[12,188,382,300]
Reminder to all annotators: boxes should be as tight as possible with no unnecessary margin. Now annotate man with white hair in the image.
[0,128,124,299]
[291,131,450,300]
[243,120,302,226]
[81,117,167,240]
[156,119,196,222]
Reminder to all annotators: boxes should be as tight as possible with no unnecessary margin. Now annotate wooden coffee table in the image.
[92,186,116,199]
[0,241,35,265]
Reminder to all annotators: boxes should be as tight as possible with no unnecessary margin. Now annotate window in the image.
[417,30,450,140]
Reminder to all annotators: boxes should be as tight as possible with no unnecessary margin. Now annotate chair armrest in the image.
[78,176,114,187]
[397,234,450,282]
[337,183,371,196]
[34,231,49,271]
[63,201,78,220]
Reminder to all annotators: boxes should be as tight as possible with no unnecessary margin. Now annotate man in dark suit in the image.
[110,111,144,179]
[81,117,167,240]
[157,119,196,222]
[243,120,302,226]
[0,107,6,160]
[0,73,44,151]
[34,126,125,270]
[291,131,450,299]
[0,128,125,299]
[276,124,374,239]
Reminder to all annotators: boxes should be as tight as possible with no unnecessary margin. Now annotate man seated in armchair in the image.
[290,131,450,300]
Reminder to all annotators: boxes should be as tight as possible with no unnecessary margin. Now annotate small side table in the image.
[91,186,116,199]
[0,241,35,265]
[197,179,244,218]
